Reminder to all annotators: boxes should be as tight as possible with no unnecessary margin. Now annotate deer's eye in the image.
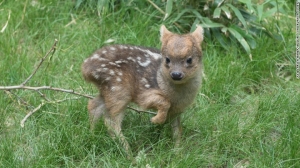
[166,57,170,64]
[186,57,192,64]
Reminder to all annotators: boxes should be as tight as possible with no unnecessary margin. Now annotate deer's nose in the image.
[170,72,183,80]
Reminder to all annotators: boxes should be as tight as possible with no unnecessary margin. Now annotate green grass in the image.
[0,1,298,167]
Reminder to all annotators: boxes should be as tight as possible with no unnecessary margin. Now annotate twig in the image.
[20,103,44,127]
[4,90,34,109]
[35,90,51,101]
[1,39,155,127]
[127,106,156,115]
[21,39,58,86]
[133,7,162,19]
[146,0,165,15]
[199,93,211,102]
[0,85,94,99]
[65,14,76,27]
[20,97,80,127]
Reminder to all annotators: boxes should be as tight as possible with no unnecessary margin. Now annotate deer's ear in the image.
[160,25,172,42]
[191,25,204,44]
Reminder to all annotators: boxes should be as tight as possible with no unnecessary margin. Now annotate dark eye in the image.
[186,57,192,64]
[166,57,170,64]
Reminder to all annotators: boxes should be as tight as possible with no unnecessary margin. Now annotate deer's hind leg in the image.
[88,95,107,131]
[103,92,132,155]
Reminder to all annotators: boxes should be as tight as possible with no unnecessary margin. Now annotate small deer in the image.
[82,25,204,154]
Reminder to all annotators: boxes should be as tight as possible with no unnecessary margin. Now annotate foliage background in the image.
[0,0,298,167]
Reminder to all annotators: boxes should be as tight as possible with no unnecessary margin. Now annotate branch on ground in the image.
[0,39,155,127]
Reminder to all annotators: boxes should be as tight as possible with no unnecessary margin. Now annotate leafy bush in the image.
[75,0,292,57]
[160,0,291,57]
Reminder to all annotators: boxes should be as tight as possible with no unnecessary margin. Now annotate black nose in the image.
[170,72,183,80]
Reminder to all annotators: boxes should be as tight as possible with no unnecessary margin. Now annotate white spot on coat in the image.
[109,62,121,67]
[98,57,108,61]
[111,86,121,92]
[117,71,123,76]
[136,48,161,60]
[127,57,136,62]
[145,84,150,88]
[92,72,100,79]
[141,78,148,83]
[138,59,151,67]
[116,77,122,82]
[90,54,100,60]
[109,70,115,75]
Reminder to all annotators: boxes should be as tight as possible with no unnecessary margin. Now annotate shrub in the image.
[75,0,292,57]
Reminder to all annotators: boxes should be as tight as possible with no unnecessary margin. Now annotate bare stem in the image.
[127,106,156,115]
[20,97,81,127]
[147,0,165,15]
[2,39,155,128]
[21,39,58,86]
[20,103,44,127]
[0,85,94,99]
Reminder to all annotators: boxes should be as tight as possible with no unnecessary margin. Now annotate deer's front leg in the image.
[171,116,182,147]
[137,90,171,125]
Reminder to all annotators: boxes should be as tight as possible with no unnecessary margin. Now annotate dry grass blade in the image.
[0,9,11,33]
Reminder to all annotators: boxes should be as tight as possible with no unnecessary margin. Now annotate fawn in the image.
[82,25,204,153]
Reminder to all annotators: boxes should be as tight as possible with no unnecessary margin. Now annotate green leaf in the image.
[200,18,224,28]
[200,22,224,28]
[257,4,264,22]
[228,27,251,54]
[239,9,257,22]
[191,19,200,33]
[213,7,221,18]
[221,6,232,19]
[226,4,247,28]
[262,0,273,5]
[221,27,227,33]
[212,0,225,8]
[164,0,173,20]
[171,9,191,22]
[238,0,255,14]
[75,0,83,9]
[190,9,203,21]
[261,7,277,19]
[211,28,230,50]
[230,25,256,49]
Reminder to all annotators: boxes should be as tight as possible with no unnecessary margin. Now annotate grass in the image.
[0,0,298,167]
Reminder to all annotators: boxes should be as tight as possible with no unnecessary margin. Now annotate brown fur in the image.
[81,25,204,154]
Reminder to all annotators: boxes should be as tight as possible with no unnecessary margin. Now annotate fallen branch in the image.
[127,106,156,115]
[1,39,155,127]
[20,103,43,128]
[0,85,94,99]
[20,97,81,127]
[22,39,58,85]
